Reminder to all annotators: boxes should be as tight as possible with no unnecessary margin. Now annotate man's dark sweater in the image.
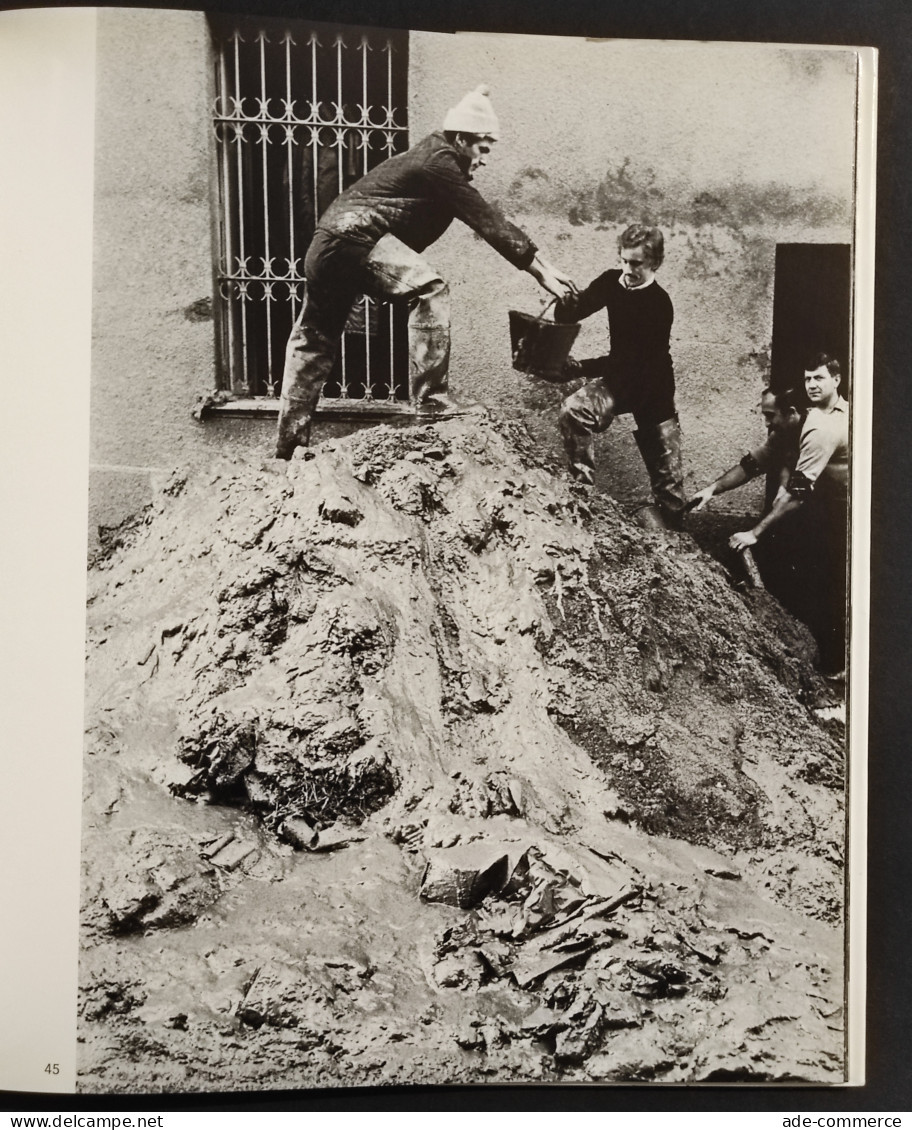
[316,131,537,270]
[555,268,675,415]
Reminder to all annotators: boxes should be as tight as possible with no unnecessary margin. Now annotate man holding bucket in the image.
[553,225,686,530]
[275,84,576,460]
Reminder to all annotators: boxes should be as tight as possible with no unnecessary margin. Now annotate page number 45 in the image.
[44,1064,60,1075]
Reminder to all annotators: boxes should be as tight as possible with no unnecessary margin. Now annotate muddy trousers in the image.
[276,233,451,459]
[802,493,848,675]
[559,378,617,487]
[559,378,686,526]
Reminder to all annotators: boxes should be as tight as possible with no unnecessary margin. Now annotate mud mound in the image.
[79,410,845,1091]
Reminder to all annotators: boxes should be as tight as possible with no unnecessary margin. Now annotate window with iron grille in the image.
[208,15,411,410]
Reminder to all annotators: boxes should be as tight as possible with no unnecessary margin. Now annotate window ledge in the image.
[202,396,416,422]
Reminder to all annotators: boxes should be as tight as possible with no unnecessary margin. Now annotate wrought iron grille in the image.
[209,16,410,404]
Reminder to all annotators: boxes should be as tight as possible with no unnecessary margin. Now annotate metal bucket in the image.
[509,305,580,380]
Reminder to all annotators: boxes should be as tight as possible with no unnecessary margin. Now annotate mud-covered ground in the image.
[78,410,846,1092]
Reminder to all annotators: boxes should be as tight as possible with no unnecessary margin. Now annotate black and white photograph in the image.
[2,3,880,1101]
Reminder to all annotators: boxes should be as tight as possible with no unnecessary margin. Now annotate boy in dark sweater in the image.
[554,224,685,528]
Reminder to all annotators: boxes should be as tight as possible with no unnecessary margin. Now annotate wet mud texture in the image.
[79,410,845,1092]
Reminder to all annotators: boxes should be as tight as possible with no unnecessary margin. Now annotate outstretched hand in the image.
[689,486,716,512]
[529,254,578,302]
[729,529,758,551]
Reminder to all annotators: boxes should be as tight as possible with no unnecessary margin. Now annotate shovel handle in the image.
[738,546,765,590]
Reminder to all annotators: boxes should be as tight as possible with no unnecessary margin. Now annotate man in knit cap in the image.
[275,85,576,459]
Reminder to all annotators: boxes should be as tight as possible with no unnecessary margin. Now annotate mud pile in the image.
[79,410,846,1092]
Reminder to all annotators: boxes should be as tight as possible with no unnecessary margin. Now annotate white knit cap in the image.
[443,84,500,139]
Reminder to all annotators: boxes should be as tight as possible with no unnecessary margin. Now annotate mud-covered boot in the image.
[275,400,313,460]
[274,319,337,460]
[633,416,687,530]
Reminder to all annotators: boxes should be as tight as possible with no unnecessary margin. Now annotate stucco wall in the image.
[90,7,226,539]
[408,34,856,509]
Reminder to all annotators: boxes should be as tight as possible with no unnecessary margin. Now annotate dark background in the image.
[770,245,853,400]
[5,0,909,1113]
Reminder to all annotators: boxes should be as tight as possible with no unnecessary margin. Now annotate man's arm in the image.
[424,152,574,298]
[729,486,802,550]
[553,273,612,324]
[692,448,769,511]
[527,252,577,301]
[423,150,537,268]
[728,416,837,550]
[690,464,751,511]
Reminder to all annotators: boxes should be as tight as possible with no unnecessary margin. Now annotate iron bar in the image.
[216,42,239,390]
[256,32,276,394]
[283,30,298,323]
[231,30,251,394]
[387,305,396,401]
[362,296,371,399]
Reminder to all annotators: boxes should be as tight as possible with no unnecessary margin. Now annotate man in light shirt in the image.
[729,353,849,675]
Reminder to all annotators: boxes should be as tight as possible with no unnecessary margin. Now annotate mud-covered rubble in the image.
[418,834,842,1080]
[78,409,846,1091]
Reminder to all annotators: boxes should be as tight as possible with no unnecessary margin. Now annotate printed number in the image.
[44,1063,59,1075]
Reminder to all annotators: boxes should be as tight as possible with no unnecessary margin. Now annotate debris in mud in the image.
[204,835,259,872]
[278,815,317,850]
[420,836,842,1081]
[78,411,846,1091]
[420,842,518,909]
[83,827,222,936]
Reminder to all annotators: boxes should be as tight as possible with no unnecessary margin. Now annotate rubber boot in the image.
[274,322,338,460]
[275,399,314,461]
[408,304,452,408]
[416,392,475,417]
[633,416,687,530]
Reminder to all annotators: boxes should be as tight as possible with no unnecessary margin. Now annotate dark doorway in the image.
[770,244,852,400]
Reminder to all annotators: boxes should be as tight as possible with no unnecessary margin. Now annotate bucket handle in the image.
[530,298,558,324]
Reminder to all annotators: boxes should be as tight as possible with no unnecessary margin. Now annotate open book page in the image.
[2,7,875,1099]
